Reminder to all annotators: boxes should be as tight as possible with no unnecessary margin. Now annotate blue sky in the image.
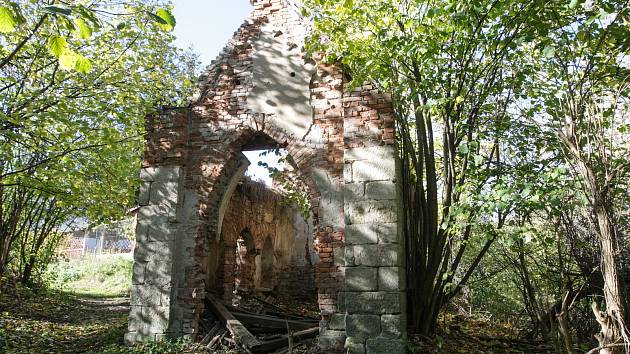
[172,1,252,66]
[171,1,281,185]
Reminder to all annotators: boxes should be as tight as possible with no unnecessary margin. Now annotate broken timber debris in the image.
[232,311,318,331]
[203,293,319,352]
[206,293,261,349]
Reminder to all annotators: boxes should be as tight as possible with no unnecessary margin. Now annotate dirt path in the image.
[0,285,129,353]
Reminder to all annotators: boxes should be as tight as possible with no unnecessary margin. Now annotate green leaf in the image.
[8,3,25,25]
[42,5,72,16]
[59,50,77,70]
[568,0,579,8]
[147,11,167,25]
[74,18,92,39]
[153,8,176,31]
[47,35,68,57]
[0,6,17,33]
[542,45,555,58]
[75,54,92,73]
[75,5,101,28]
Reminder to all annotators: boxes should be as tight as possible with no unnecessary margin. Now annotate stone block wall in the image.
[125,166,182,343]
[127,1,406,353]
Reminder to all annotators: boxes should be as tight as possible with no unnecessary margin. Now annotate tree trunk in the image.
[592,203,628,353]
[21,255,35,286]
[572,156,629,353]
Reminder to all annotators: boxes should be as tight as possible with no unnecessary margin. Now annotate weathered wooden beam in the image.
[232,311,319,331]
[200,322,220,345]
[207,328,227,349]
[206,294,260,349]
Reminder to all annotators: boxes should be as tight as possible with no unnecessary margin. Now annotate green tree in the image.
[521,0,630,349]
[304,0,542,336]
[0,0,198,279]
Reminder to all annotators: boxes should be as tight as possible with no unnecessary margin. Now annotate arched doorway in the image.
[209,133,320,314]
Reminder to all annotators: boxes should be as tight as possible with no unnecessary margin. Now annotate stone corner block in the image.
[139,166,181,182]
[138,182,151,206]
[328,313,346,330]
[345,266,377,291]
[353,244,399,267]
[343,182,365,202]
[352,159,396,182]
[366,337,405,354]
[317,329,346,352]
[346,292,401,314]
[378,267,402,291]
[149,181,179,206]
[346,200,397,225]
[345,146,395,162]
[380,314,403,339]
[345,337,366,354]
[345,224,378,245]
[365,181,396,200]
[378,223,399,244]
[346,314,381,340]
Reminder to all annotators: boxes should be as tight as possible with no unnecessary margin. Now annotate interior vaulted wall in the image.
[216,178,317,302]
[126,1,405,353]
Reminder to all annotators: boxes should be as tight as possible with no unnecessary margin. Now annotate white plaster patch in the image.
[250,24,316,141]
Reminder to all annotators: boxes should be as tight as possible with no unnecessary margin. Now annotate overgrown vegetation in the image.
[0,255,226,353]
[305,0,629,351]
[0,273,210,353]
[46,255,133,297]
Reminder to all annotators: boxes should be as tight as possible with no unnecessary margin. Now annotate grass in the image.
[46,254,133,297]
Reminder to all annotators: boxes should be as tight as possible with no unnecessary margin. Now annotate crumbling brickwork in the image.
[126,1,405,353]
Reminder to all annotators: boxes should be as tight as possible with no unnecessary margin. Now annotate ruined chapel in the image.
[125,1,405,353]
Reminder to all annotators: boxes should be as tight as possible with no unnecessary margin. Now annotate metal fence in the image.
[61,218,135,258]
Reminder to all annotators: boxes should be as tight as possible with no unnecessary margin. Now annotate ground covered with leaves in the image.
[0,282,550,354]
[0,255,553,353]
[0,255,204,354]
[0,279,129,353]
[408,314,553,353]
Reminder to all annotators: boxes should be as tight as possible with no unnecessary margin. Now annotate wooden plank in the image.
[262,309,319,321]
[232,311,319,331]
[207,328,227,349]
[249,327,319,354]
[206,294,260,348]
[226,301,318,321]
